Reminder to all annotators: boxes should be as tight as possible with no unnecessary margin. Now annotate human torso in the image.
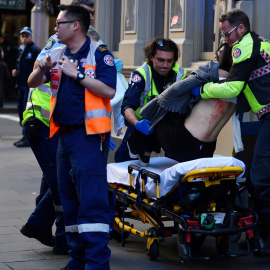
[185,98,236,142]
[17,42,40,86]
[47,37,116,126]
[52,39,90,126]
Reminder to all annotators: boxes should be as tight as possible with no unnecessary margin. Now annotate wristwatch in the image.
[76,72,85,82]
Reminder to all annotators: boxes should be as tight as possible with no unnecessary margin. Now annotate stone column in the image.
[119,0,153,67]
[31,0,50,48]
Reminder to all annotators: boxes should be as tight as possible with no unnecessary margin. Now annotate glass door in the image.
[200,0,228,61]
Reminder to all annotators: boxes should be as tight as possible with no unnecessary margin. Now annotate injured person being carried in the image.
[126,56,240,166]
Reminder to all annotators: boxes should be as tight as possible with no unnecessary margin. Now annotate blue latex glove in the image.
[135,119,154,135]
[114,58,123,72]
[190,85,201,97]
[109,137,116,151]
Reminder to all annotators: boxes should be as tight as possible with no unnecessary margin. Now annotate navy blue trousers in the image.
[23,122,67,248]
[57,129,110,270]
[17,86,29,125]
[249,112,270,235]
[114,124,135,163]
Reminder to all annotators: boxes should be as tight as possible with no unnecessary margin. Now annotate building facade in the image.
[92,0,269,156]
[1,0,269,156]
[94,0,270,68]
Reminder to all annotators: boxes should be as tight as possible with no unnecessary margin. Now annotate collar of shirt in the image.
[151,66,176,93]
[64,36,90,69]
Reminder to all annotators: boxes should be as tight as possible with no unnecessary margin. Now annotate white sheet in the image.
[107,156,245,199]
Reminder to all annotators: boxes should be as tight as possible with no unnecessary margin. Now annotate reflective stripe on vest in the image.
[22,83,51,126]
[84,62,111,135]
[38,84,51,95]
[49,41,111,137]
[85,108,111,119]
[25,104,50,119]
[249,50,270,80]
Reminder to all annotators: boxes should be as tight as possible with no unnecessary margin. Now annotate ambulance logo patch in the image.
[104,55,114,66]
[233,48,241,58]
[85,68,96,78]
[164,83,172,90]
[45,38,56,50]
[131,74,141,83]
[80,58,86,69]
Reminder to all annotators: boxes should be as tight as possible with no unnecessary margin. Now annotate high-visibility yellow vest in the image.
[134,63,187,118]
[22,83,51,126]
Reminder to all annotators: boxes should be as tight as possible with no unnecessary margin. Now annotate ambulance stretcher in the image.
[107,156,259,262]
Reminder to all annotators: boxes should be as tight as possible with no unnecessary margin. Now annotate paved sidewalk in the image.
[0,140,69,270]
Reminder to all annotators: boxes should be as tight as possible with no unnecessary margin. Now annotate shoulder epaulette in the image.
[97,44,108,53]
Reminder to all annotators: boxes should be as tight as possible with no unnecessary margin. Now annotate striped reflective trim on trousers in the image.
[54,204,63,212]
[78,223,109,233]
[65,224,78,233]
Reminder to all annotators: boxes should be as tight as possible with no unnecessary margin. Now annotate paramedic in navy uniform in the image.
[19,0,101,253]
[28,5,116,270]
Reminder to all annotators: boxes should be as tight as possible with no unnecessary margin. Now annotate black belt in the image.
[59,123,85,134]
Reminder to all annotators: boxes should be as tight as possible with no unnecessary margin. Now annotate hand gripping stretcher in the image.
[107,156,259,262]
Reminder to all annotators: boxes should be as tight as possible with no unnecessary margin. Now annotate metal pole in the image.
[30,0,50,49]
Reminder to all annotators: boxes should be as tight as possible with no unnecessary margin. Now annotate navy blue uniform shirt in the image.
[16,41,41,88]
[46,37,116,126]
[121,66,177,115]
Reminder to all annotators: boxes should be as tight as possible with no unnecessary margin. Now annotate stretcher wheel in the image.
[147,239,159,261]
[110,221,131,242]
[216,235,229,255]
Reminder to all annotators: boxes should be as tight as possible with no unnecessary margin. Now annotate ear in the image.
[238,23,246,35]
[73,21,80,31]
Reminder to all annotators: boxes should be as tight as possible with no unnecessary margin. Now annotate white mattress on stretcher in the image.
[107,156,245,199]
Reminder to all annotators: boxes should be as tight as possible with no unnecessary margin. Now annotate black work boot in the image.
[20,222,54,247]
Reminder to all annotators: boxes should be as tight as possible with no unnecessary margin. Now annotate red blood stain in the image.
[203,99,225,140]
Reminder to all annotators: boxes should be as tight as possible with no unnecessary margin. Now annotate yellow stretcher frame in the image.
[109,164,254,261]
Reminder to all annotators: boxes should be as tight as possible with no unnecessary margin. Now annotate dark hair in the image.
[58,4,90,34]
[219,9,250,32]
[216,43,232,72]
[143,37,179,65]
[71,0,94,7]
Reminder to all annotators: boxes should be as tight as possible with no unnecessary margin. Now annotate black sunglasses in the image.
[55,20,80,28]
